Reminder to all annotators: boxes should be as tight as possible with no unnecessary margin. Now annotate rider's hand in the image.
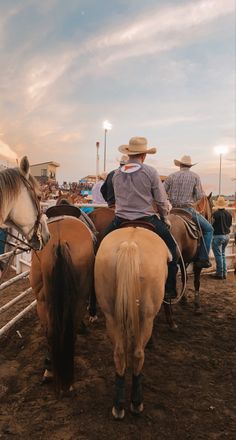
[163,218,171,229]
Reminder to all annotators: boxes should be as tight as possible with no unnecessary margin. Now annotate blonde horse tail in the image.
[50,242,77,392]
[115,241,141,344]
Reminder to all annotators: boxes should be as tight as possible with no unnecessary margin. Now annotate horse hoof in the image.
[41,369,53,385]
[130,402,144,415]
[89,315,98,323]
[180,297,188,307]
[112,406,125,420]
[170,323,178,331]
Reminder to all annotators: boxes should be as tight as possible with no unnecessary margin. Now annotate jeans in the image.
[184,208,213,260]
[212,235,229,276]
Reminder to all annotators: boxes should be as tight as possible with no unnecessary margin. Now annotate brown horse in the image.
[160,193,213,328]
[95,226,171,418]
[30,216,95,392]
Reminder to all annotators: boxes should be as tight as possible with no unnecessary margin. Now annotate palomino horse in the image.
[0,156,50,250]
[30,216,95,392]
[95,226,171,418]
[89,194,212,317]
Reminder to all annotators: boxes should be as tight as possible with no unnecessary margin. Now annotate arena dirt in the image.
[0,272,235,440]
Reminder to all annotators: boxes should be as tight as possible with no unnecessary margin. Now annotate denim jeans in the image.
[212,235,229,276]
[184,208,213,260]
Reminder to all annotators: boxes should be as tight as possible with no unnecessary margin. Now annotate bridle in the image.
[0,174,43,282]
[0,174,43,253]
[19,174,43,246]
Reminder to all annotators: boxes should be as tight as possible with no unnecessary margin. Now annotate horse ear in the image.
[208,192,212,199]
[20,156,30,179]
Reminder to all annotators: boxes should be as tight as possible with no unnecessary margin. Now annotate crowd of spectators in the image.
[39,180,95,205]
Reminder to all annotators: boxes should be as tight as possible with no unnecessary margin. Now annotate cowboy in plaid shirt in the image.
[164,155,213,268]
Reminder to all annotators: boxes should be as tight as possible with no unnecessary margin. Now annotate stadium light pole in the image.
[214,145,229,196]
[96,141,100,182]
[103,120,112,172]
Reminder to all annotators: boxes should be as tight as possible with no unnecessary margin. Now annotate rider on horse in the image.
[104,136,178,300]
[164,155,213,269]
[101,155,128,208]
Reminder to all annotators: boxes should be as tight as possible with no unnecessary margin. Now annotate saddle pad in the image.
[46,205,81,219]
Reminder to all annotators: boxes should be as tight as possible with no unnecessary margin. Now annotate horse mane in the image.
[0,167,39,221]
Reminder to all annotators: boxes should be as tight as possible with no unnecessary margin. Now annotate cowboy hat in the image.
[118,137,157,155]
[98,172,107,180]
[174,155,197,167]
[213,196,229,209]
[119,154,129,165]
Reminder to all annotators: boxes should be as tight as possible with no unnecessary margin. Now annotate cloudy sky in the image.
[0,0,235,194]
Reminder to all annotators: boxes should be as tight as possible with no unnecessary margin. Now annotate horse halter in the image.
[19,174,43,248]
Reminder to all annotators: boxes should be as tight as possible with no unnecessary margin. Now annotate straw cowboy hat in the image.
[174,155,197,167]
[119,154,129,165]
[98,172,107,180]
[213,196,229,209]
[118,137,157,155]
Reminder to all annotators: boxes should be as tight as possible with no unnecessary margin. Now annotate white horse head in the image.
[0,156,50,250]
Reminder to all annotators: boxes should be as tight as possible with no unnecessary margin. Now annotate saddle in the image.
[46,204,81,219]
[170,208,200,240]
[46,204,98,250]
[119,220,156,233]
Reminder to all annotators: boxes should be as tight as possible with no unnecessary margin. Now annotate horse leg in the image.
[180,264,189,307]
[106,316,126,419]
[88,285,98,322]
[130,318,154,415]
[193,265,202,315]
[42,351,53,384]
[163,302,178,330]
[112,339,126,419]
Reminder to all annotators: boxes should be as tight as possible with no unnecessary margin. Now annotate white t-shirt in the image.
[91,180,106,204]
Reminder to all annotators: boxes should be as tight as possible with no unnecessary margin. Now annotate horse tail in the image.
[115,241,141,343]
[49,242,77,392]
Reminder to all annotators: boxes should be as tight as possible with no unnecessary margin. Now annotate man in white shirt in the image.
[91,173,107,204]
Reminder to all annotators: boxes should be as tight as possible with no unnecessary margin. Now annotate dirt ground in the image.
[0,272,235,440]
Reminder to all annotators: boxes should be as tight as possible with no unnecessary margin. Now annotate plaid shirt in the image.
[164,168,204,208]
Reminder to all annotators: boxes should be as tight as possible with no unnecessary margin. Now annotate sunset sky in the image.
[0,0,235,195]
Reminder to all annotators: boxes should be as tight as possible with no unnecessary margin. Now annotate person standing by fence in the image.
[211,196,232,279]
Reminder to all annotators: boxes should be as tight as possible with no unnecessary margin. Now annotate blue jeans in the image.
[212,235,229,276]
[184,208,213,260]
